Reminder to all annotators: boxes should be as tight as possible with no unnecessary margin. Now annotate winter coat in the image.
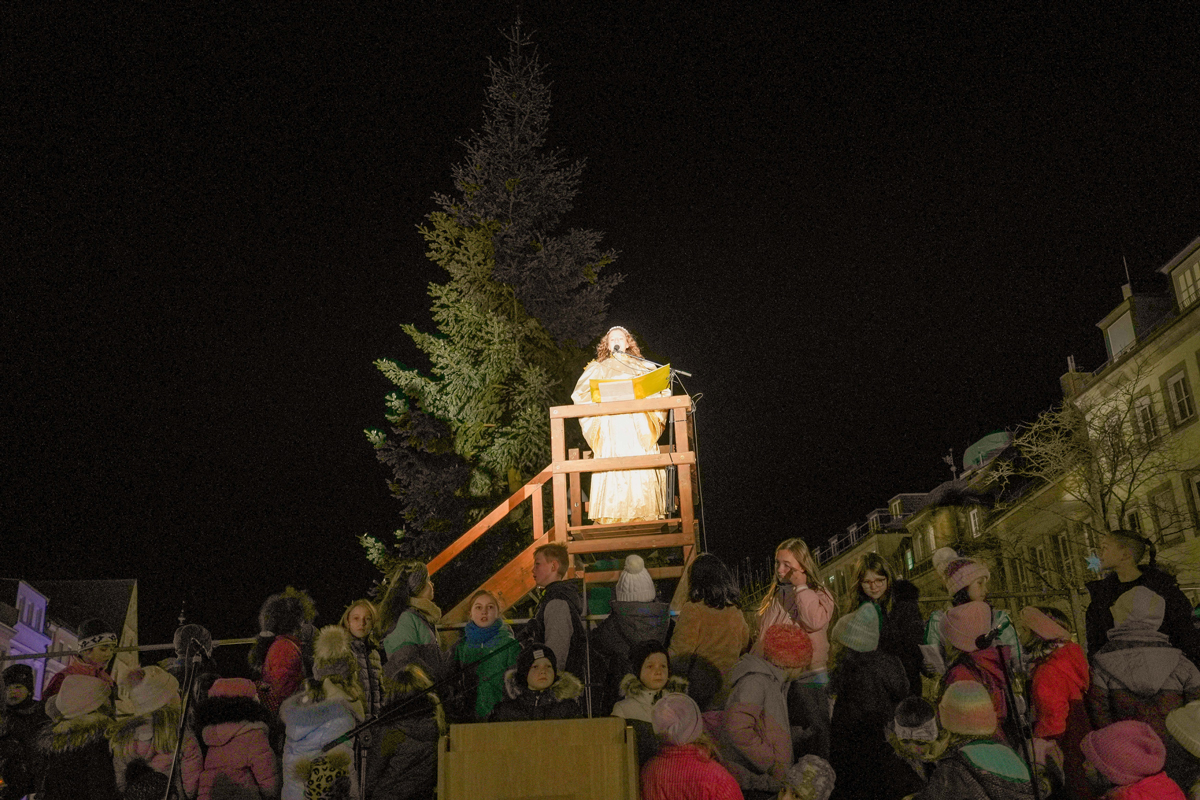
[109,709,202,798]
[720,653,792,791]
[451,619,518,721]
[641,744,745,800]
[0,695,48,796]
[382,597,447,683]
[522,580,588,680]
[1089,633,1200,744]
[36,711,121,800]
[279,694,359,800]
[364,693,443,800]
[349,637,384,719]
[669,602,750,708]
[881,580,927,694]
[612,673,689,766]
[753,584,835,679]
[1085,567,1200,667]
[194,695,279,800]
[487,670,584,722]
[913,740,1035,800]
[828,649,920,800]
[1028,641,1092,800]
[946,646,1015,745]
[258,634,305,719]
[594,599,672,712]
[1105,771,1188,800]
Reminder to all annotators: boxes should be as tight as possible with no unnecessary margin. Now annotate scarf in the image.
[464,618,503,646]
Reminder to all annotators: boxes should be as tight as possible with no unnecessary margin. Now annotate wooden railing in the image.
[434,393,700,624]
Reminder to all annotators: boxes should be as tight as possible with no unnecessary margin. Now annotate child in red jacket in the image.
[1021,605,1093,799]
[641,693,743,800]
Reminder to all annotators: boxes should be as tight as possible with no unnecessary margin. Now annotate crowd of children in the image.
[2,529,1199,799]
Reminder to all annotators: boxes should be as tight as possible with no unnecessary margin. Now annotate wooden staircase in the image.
[432,393,700,624]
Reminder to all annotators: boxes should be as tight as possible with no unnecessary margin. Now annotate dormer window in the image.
[968,506,984,538]
[1174,256,1200,309]
[1103,310,1136,360]
[890,499,903,517]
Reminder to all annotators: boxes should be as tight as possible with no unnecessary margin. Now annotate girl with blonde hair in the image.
[754,537,838,760]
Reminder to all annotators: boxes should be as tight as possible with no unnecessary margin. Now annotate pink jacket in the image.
[641,744,745,800]
[721,654,792,787]
[752,585,835,676]
[198,720,279,800]
[110,721,203,798]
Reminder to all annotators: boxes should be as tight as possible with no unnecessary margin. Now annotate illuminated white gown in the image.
[571,355,670,523]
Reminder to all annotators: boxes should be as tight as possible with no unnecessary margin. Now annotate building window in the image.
[1032,545,1049,586]
[968,507,983,538]
[1176,258,1200,309]
[890,499,903,517]
[1150,486,1182,544]
[1126,509,1143,534]
[905,548,914,571]
[1051,534,1073,586]
[1104,310,1136,360]
[925,524,936,556]
[1167,372,1196,424]
[1135,395,1159,441]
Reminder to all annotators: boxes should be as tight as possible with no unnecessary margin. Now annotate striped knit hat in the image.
[938,680,996,736]
[1081,720,1165,786]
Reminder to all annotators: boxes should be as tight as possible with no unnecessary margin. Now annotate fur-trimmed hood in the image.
[108,704,180,756]
[502,668,583,702]
[618,672,688,701]
[195,695,272,730]
[37,711,112,754]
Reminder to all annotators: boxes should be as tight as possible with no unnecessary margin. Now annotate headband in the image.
[894,717,940,742]
[78,632,117,651]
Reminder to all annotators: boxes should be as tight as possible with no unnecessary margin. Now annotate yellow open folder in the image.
[590,364,670,403]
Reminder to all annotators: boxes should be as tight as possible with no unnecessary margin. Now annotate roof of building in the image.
[8,579,137,634]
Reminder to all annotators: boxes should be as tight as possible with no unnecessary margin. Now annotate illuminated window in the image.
[1104,311,1135,360]
[968,507,983,538]
[905,548,914,570]
[1176,258,1200,308]
[1167,373,1196,424]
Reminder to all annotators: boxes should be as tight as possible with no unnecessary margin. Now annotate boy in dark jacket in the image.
[1,663,48,798]
[1085,530,1200,668]
[488,641,582,722]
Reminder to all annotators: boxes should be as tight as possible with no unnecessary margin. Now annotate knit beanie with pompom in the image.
[615,554,656,602]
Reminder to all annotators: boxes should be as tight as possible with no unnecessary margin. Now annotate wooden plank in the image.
[552,451,695,473]
[549,394,692,420]
[568,532,697,555]
[531,481,543,542]
[569,520,679,539]
[427,466,553,576]
[569,448,582,528]
[551,416,568,543]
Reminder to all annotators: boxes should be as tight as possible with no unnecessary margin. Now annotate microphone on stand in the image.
[612,344,622,353]
[975,624,1003,651]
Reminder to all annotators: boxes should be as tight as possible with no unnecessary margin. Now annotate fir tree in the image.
[363,27,619,579]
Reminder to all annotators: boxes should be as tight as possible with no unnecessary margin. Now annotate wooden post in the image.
[569,448,582,529]
[675,400,695,547]
[550,413,568,543]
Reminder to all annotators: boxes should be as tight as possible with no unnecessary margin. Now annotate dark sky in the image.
[5,3,1200,654]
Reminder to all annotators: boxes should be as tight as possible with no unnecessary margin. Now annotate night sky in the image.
[6,3,1200,656]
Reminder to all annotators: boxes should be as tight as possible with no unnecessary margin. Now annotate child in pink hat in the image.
[941,600,1018,746]
[1081,720,1186,799]
[923,548,1023,678]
